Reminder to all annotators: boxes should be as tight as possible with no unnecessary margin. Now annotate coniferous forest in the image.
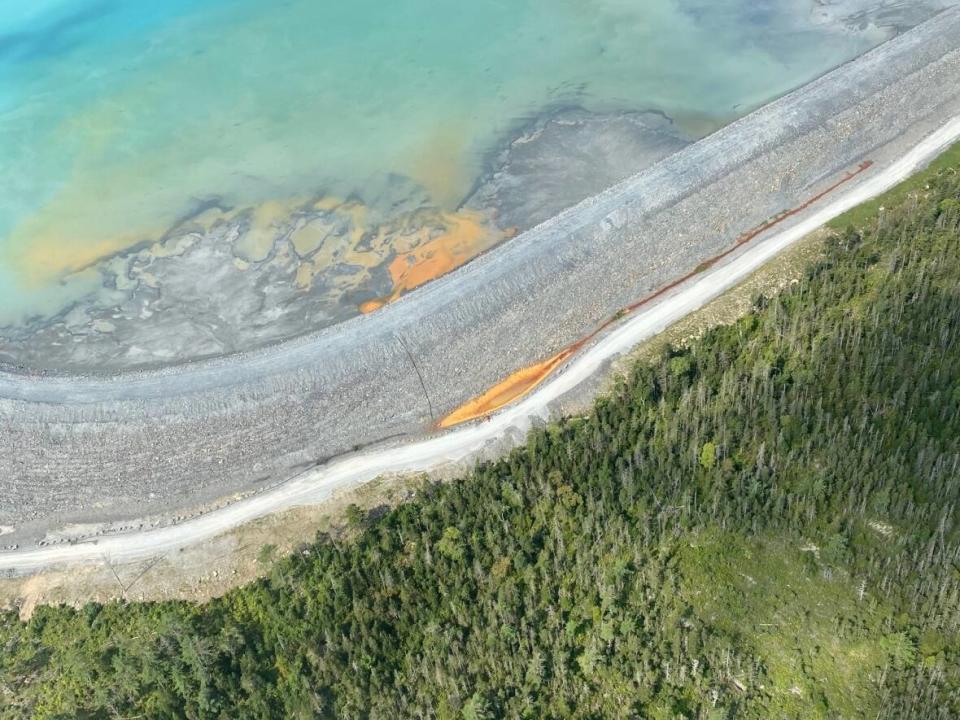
[3,158,960,719]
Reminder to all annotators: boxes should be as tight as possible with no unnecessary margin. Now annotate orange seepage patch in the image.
[361,209,500,314]
[359,298,386,314]
[387,211,487,291]
[438,346,577,429]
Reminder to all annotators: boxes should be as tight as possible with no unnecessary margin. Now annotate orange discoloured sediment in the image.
[359,298,386,314]
[361,210,499,313]
[438,160,875,428]
[438,346,578,429]
[387,211,492,293]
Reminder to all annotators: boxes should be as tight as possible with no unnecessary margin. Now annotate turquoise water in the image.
[0,0,885,327]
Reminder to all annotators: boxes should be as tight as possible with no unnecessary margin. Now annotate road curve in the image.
[3,7,960,554]
[3,115,960,575]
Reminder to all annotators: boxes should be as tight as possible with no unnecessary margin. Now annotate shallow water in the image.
[0,0,918,364]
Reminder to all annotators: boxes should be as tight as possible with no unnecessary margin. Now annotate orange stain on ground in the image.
[387,211,488,292]
[361,209,500,313]
[438,346,577,429]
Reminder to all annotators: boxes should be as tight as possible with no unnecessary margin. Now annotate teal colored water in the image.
[0,0,884,326]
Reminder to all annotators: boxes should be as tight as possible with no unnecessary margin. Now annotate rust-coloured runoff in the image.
[438,160,875,428]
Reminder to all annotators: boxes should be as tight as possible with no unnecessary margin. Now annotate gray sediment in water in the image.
[466,109,693,233]
[0,108,691,373]
[2,6,960,553]
[3,0,954,375]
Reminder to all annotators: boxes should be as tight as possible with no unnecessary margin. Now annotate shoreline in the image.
[0,2,917,370]
[3,115,960,575]
[2,6,960,561]
[0,105,694,378]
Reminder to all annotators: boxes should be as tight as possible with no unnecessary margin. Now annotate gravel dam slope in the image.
[3,7,960,559]
[4,114,960,575]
